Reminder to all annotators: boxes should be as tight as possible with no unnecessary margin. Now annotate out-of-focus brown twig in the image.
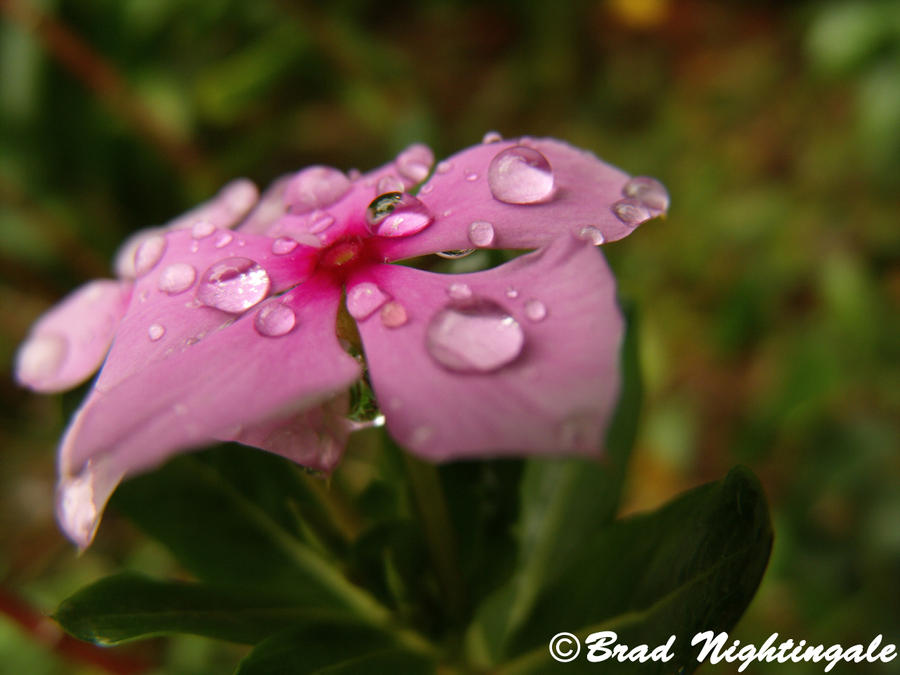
[0,0,213,186]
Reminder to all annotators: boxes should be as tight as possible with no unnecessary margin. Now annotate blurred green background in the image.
[1,0,897,672]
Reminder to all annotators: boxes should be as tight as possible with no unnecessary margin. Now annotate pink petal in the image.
[352,235,623,460]
[56,452,126,550]
[235,174,293,235]
[15,280,131,393]
[376,137,655,261]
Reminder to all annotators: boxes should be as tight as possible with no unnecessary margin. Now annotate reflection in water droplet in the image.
[436,249,476,259]
[148,323,165,341]
[365,192,433,238]
[346,282,389,320]
[376,175,405,195]
[447,282,472,300]
[272,237,298,255]
[623,176,669,211]
[611,198,653,226]
[487,146,554,204]
[482,131,503,143]
[576,225,605,246]
[380,300,408,328]
[196,257,271,313]
[158,263,196,294]
[524,298,547,322]
[17,333,67,383]
[214,231,233,248]
[284,166,351,213]
[395,144,434,184]
[134,235,167,276]
[468,221,495,247]
[426,298,524,373]
[254,302,296,337]
[191,220,215,239]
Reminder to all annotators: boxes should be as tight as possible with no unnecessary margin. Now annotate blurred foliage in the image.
[1,0,898,672]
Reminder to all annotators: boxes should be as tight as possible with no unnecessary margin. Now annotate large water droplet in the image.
[395,144,434,184]
[468,221,495,247]
[524,298,547,322]
[447,282,472,300]
[272,237,298,255]
[284,166,351,213]
[380,300,408,328]
[611,198,653,226]
[148,323,165,341]
[254,302,296,337]
[482,130,503,144]
[487,146,555,204]
[158,263,196,294]
[134,235,167,276]
[17,333,67,383]
[436,249,475,260]
[191,219,215,239]
[196,257,271,313]
[346,281,389,320]
[623,176,669,211]
[576,225,605,246]
[425,298,524,373]
[365,192,434,238]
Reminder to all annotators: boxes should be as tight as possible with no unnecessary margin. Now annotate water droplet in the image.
[410,426,434,448]
[214,231,233,248]
[308,211,335,234]
[148,323,165,341]
[524,298,547,322]
[365,192,433,238]
[190,241,199,253]
[17,333,67,383]
[505,287,519,299]
[196,257,271,313]
[395,144,434,184]
[419,183,434,195]
[134,235,167,276]
[272,237,298,255]
[467,221,495,247]
[376,175,405,194]
[380,300,408,328]
[436,249,476,259]
[284,166,351,213]
[482,130,503,143]
[576,225,605,246]
[465,171,479,182]
[158,263,196,294]
[436,160,453,174]
[442,209,453,217]
[254,302,296,337]
[346,281,389,320]
[488,145,555,204]
[623,176,669,211]
[191,219,215,239]
[425,298,524,373]
[447,282,472,300]
[611,198,653,226]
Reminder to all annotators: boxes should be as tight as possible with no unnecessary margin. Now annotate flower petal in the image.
[15,280,131,393]
[353,235,623,460]
[376,137,653,261]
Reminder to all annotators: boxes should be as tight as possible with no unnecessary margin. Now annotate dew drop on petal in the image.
[487,145,555,204]
[196,257,271,313]
[17,333,67,383]
[158,263,196,294]
[482,130,503,144]
[308,211,335,234]
[254,302,296,337]
[419,183,434,195]
[365,192,434,238]
[272,237,299,255]
[426,298,524,373]
[623,176,669,211]
[284,166,351,213]
[436,160,453,175]
[611,198,653,226]
[447,282,472,300]
[506,287,519,299]
[395,144,434,184]
[465,171,479,182]
[380,300,408,328]
[148,323,165,341]
[214,231,233,248]
[190,241,199,253]
[376,175,405,195]
[524,298,547,322]
[576,225,605,246]
[436,249,475,259]
[191,219,215,239]
[134,235,167,276]
[346,281,389,320]
[468,221,495,247]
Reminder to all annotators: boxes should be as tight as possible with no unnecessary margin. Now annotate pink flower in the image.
[15,135,668,548]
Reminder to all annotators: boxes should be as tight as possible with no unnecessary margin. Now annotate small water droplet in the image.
[254,302,296,337]
[309,210,335,234]
[158,263,196,294]
[622,176,669,211]
[191,219,215,239]
[190,241,199,253]
[611,198,653,226]
[376,175,405,194]
[467,221,495,247]
[346,281,389,320]
[465,171,479,182]
[395,144,434,184]
[436,249,476,260]
[419,183,434,195]
[524,298,547,322]
[196,257,271,313]
[214,231,233,248]
[436,160,453,174]
[148,323,165,341]
[442,209,453,217]
[380,300,408,328]
[447,282,472,300]
[272,237,298,255]
[134,235,167,276]
[487,145,555,204]
[576,225,605,246]
[482,130,503,143]
[365,192,434,238]
[284,166,351,213]
[426,298,524,373]
[17,333,67,383]
[505,287,519,299]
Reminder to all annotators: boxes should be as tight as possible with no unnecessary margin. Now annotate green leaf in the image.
[53,572,346,645]
[498,466,773,674]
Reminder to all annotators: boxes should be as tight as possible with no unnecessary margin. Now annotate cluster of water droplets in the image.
[610,176,669,227]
